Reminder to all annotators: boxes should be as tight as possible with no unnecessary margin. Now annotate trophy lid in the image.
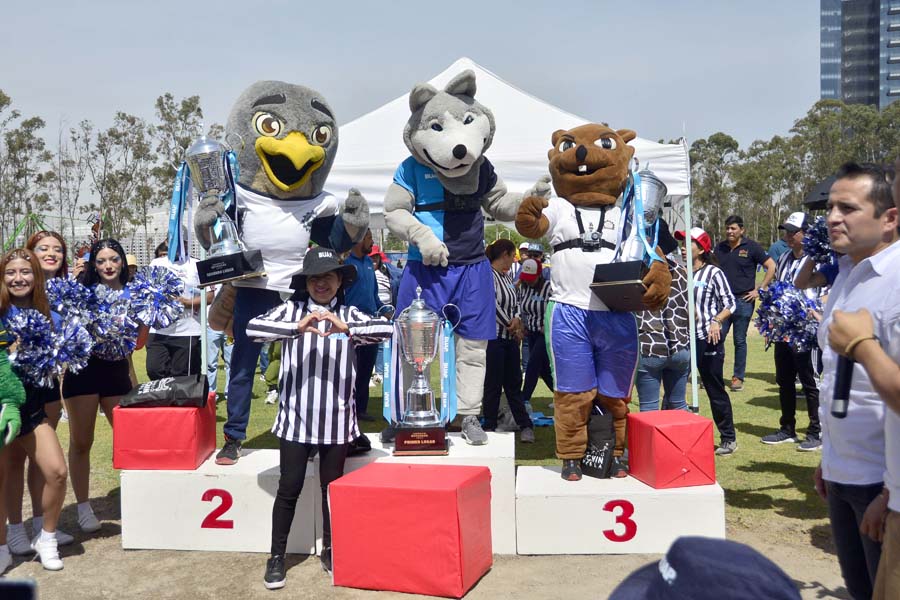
[186,135,227,159]
[398,287,440,326]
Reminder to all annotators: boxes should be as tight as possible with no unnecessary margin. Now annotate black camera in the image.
[581,230,602,251]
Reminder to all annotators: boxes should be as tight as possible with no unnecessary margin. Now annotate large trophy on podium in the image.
[188,136,265,287]
[393,288,449,456]
[589,166,668,312]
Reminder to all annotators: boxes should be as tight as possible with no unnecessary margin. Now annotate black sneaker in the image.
[609,456,629,478]
[215,437,242,465]
[347,433,372,457]
[797,436,822,452]
[379,425,397,444]
[320,547,333,574]
[760,430,798,445]
[264,555,286,590]
[561,459,582,481]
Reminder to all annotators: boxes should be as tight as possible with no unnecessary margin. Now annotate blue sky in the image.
[1,1,818,148]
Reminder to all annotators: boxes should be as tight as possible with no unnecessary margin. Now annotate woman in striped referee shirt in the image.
[246,247,393,589]
[676,228,738,456]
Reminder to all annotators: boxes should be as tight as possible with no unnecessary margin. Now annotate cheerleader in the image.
[246,247,393,590]
[62,239,144,533]
[0,248,69,570]
[2,231,76,554]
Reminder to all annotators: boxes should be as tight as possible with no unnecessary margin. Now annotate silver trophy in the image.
[187,136,264,286]
[396,287,443,428]
[637,168,667,227]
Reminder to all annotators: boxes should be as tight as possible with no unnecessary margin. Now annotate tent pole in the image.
[680,137,699,413]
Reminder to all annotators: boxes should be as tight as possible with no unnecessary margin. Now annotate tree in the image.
[1,111,53,243]
[49,123,90,242]
[689,132,739,236]
[81,113,157,239]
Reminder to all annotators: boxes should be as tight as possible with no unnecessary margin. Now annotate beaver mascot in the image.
[516,123,670,480]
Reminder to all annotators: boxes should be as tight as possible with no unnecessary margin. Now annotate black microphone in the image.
[832,355,854,419]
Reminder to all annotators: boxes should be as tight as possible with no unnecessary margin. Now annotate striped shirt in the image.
[246,297,393,444]
[518,278,552,333]
[776,251,819,300]
[692,263,736,341]
[492,268,520,340]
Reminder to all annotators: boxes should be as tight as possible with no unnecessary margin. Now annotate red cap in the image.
[674,227,713,253]
[519,258,542,283]
[368,244,389,262]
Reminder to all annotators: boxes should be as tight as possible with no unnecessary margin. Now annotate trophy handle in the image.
[441,304,462,330]
[225,131,245,153]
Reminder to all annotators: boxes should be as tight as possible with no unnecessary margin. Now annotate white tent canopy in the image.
[328,57,691,228]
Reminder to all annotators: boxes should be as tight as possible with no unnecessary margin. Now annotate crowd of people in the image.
[1,158,899,598]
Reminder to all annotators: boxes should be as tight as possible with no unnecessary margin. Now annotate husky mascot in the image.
[384,70,544,445]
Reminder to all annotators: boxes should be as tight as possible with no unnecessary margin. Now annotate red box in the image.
[112,399,216,470]
[627,411,716,489]
[330,463,492,598]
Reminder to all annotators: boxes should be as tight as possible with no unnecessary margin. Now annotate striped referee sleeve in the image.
[246,301,302,341]
[344,306,394,345]
[711,269,736,314]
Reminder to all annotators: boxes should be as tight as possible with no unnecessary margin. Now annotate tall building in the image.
[820,0,900,109]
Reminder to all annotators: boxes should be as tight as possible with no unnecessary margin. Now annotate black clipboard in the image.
[589,261,648,312]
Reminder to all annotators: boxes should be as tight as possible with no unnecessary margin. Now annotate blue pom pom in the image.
[755,281,822,352]
[88,285,139,361]
[53,319,93,375]
[127,266,185,329]
[802,216,837,266]
[6,309,59,388]
[46,276,94,321]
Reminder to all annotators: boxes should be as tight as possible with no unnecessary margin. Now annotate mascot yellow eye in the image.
[253,112,282,137]
[595,138,617,150]
[558,139,575,153]
[311,125,332,146]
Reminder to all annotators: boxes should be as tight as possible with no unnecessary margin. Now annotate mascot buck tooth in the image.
[195,81,369,464]
[516,124,671,481]
[384,70,540,445]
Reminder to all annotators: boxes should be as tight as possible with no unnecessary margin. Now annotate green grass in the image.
[54,325,827,542]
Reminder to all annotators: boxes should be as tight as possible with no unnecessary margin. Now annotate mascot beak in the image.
[254,131,326,192]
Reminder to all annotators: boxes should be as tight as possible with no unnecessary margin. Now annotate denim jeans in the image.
[224,287,282,441]
[522,331,553,404]
[721,298,754,381]
[825,480,883,600]
[206,326,233,394]
[635,348,691,412]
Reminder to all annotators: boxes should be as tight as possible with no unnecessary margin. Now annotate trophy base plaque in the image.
[393,426,449,456]
[198,249,265,287]
[589,260,648,312]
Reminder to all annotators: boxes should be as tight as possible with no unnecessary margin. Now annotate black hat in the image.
[610,537,801,600]
[289,246,357,292]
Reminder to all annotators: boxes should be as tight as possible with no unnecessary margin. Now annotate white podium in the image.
[121,449,316,554]
[515,466,725,555]
[320,431,517,555]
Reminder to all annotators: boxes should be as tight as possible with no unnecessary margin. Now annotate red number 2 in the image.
[201,489,234,529]
[602,499,637,542]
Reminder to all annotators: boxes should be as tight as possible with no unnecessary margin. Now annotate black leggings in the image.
[270,439,348,556]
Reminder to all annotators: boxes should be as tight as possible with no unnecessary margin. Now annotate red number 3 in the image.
[201,489,234,529]
[602,499,637,542]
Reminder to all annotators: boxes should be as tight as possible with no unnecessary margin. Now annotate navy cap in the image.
[610,537,800,600]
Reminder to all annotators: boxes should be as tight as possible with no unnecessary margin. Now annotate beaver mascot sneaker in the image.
[516,123,671,480]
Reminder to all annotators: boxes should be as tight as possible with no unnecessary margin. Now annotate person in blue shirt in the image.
[343,230,388,425]
[767,238,790,264]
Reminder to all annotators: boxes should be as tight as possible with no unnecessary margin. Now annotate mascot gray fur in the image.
[384,70,548,445]
[196,80,369,458]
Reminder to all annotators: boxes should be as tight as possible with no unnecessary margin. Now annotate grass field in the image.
[51,323,828,548]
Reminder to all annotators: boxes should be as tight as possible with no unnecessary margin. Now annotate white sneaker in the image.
[78,509,101,533]
[0,545,11,575]
[31,535,63,571]
[32,526,74,546]
[60,408,69,423]
[264,390,278,405]
[6,522,32,555]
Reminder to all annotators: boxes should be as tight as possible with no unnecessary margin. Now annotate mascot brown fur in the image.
[517,123,671,480]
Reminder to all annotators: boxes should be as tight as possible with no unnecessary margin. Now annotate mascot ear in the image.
[410,84,439,113]
[550,129,567,148]
[444,70,477,98]
[617,129,637,143]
